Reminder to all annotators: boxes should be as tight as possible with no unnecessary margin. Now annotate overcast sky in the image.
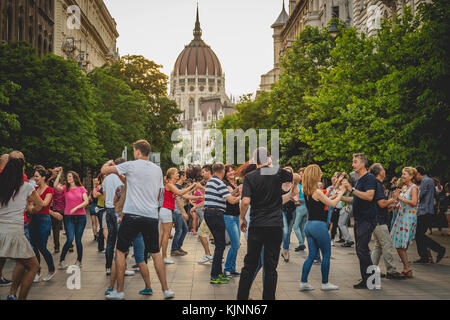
[103,0,285,98]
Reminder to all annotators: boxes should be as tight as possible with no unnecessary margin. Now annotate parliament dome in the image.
[173,8,222,77]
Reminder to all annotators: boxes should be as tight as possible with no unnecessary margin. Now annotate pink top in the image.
[162,188,176,211]
[195,191,204,205]
[63,186,87,216]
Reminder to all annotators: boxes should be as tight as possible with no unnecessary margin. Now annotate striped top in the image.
[204,176,231,212]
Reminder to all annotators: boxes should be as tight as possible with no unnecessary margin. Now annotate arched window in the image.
[38,35,42,55]
[18,18,24,41]
[189,98,195,120]
[7,7,13,42]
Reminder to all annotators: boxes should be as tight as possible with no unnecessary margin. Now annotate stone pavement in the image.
[1,221,449,300]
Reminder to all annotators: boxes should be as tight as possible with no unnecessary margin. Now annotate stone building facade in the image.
[0,0,54,56]
[53,0,119,72]
[259,0,431,93]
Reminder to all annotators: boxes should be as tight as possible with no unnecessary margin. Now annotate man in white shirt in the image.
[101,139,174,300]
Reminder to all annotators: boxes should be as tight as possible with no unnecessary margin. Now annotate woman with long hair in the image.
[299,164,346,292]
[53,168,89,269]
[89,176,100,241]
[0,157,44,300]
[48,168,65,254]
[222,164,243,276]
[30,166,62,283]
[159,168,199,264]
[391,167,418,278]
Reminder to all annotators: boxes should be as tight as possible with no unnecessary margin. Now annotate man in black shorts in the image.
[101,139,174,300]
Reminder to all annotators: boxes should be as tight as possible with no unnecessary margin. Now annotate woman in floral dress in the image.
[391,167,419,278]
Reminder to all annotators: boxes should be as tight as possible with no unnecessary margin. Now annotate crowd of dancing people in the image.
[0,141,448,300]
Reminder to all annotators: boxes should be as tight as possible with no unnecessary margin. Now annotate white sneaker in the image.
[58,261,68,270]
[164,289,175,300]
[321,283,339,291]
[198,255,213,264]
[75,261,82,268]
[33,274,41,283]
[125,270,135,276]
[164,258,175,264]
[299,282,314,291]
[106,268,111,276]
[105,290,125,300]
[331,241,335,247]
[42,272,56,282]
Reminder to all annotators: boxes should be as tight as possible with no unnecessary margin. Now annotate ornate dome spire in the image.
[272,0,289,28]
[193,4,202,40]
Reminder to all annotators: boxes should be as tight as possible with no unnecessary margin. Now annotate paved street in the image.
[1,221,449,300]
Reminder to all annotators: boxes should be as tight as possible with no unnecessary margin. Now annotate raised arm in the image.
[53,168,64,192]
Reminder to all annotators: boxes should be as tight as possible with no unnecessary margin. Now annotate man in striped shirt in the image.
[204,163,241,284]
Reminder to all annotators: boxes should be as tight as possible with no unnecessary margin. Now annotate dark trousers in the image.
[354,220,374,281]
[105,208,118,269]
[204,209,226,278]
[97,208,105,251]
[237,226,283,300]
[51,210,63,251]
[416,214,444,259]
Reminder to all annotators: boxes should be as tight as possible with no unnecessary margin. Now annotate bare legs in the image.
[396,248,410,273]
[91,215,99,239]
[159,222,173,259]
[9,257,39,300]
[199,236,212,256]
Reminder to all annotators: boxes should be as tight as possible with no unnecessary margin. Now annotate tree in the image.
[0,42,102,172]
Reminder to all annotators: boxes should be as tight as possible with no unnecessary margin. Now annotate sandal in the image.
[281,253,289,263]
[401,270,413,278]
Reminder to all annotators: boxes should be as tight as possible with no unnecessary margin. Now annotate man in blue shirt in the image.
[344,154,377,289]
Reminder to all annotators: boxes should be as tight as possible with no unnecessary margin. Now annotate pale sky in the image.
[103,0,285,98]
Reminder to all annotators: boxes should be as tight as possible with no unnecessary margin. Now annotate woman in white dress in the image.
[0,156,44,300]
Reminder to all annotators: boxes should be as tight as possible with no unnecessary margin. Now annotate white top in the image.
[116,159,163,219]
[0,182,35,227]
[102,174,124,209]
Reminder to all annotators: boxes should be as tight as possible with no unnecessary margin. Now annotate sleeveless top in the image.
[162,187,176,211]
[305,194,327,223]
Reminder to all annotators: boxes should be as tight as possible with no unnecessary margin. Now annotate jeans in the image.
[282,210,295,250]
[354,220,375,281]
[105,208,118,269]
[293,205,308,246]
[338,209,353,242]
[301,220,331,284]
[29,214,55,273]
[24,221,30,242]
[97,208,105,251]
[204,209,226,278]
[416,213,445,259]
[224,215,241,273]
[132,233,145,264]
[60,215,86,262]
[171,211,188,252]
[237,226,282,300]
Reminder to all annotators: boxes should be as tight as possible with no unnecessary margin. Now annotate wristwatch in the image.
[352,187,356,192]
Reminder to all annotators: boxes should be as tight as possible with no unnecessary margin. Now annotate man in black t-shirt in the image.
[369,163,404,280]
[237,148,293,300]
[344,154,378,289]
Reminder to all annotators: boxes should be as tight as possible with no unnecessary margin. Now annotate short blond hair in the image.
[303,164,322,196]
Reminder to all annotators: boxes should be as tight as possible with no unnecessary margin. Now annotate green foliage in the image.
[219,1,449,179]
[0,42,102,172]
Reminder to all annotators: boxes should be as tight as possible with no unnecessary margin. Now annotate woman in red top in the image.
[30,167,62,282]
[159,168,199,264]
